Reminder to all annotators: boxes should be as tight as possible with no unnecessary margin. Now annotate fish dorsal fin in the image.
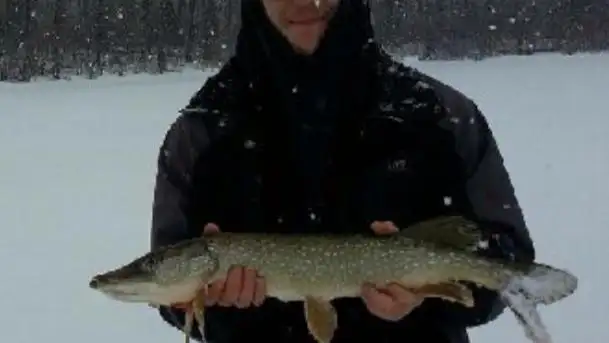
[400,216,483,251]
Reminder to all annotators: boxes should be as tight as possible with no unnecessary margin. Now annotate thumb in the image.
[203,222,221,235]
[370,221,399,235]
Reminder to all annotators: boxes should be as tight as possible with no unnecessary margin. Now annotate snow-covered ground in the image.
[0,52,606,343]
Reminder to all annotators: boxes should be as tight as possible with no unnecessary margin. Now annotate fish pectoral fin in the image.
[402,281,475,308]
[192,287,207,340]
[400,216,482,251]
[180,287,207,343]
[182,306,194,343]
[304,295,338,343]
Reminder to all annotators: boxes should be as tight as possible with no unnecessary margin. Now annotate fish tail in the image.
[517,263,578,306]
[498,263,578,343]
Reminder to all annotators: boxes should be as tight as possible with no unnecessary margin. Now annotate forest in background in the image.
[1,0,607,82]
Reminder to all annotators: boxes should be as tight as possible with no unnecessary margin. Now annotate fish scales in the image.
[154,232,516,303]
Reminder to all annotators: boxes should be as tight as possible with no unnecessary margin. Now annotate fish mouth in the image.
[89,275,105,289]
[89,274,202,305]
[95,286,138,297]
[89,274,127,289]
[91,282,154,303]
[89,274,155,302]
[101,291,152,303]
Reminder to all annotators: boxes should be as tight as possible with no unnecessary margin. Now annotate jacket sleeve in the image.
[150,113,210,250]
[150,108,267,343]
[149,112,211,341]
[409,104,536,328]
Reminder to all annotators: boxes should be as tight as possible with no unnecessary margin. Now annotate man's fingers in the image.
[201,223,262,309]
[236,268,257,308]
[361,283,394,314]
[170,301,192,310]
[219,266,244,306]
[203,223,220,235]
[253,276,266,306]
[201,223,221,305]
[385,283,423,307]
[205,279,225,306]
[361,282,422,321]
[370,221,399,235]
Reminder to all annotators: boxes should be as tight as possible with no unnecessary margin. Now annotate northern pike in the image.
[89,216,578,343]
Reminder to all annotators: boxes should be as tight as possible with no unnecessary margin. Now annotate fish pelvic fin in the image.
[399,215,483,251]
[303,296,338,343]
[192,288,207,341]
[183,308,194,343]
[499,263,578,343]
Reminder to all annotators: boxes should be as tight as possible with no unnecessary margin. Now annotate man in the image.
[150,0,536,343]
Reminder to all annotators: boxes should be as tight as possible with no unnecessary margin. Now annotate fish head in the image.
[89,238,220,305]
[89,259,157,303]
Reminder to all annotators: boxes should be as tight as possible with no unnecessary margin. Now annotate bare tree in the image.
[0,0,607,82]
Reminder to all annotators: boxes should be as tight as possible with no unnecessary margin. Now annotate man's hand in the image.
[360,221,424,321]
[170,223,266,310]
[202,223,267,308]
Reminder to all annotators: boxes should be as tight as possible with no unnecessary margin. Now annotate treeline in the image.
[1,0,608,82]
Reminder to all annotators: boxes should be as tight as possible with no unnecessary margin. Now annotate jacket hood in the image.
[233,0,379,82]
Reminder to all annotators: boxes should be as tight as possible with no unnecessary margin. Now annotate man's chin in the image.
[287,32,326,55]
[291,41,321,55]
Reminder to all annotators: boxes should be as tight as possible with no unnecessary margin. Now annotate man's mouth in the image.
[289,18,324,25]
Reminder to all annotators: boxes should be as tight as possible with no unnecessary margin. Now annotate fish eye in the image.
[456,222,480,237]
[140,252,162,271]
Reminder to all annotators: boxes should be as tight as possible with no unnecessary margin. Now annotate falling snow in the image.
[0,53,605,343]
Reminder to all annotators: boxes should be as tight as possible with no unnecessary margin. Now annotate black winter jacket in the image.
[150,1,535,343]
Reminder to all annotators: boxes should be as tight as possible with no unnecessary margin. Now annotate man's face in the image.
[261,0,340,55]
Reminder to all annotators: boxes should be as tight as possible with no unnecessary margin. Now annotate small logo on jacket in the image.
[388,158,408,172]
